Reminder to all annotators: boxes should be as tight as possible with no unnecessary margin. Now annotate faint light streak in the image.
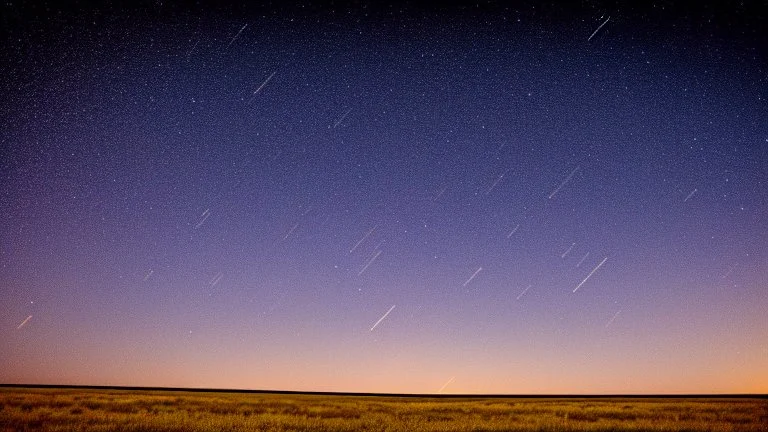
[576,252,590,268]
[438,376,455,393]
[372,239,386,251]
[251,71,276,97]
[358,250,382,276]
[463,267,483,287]
[225,24,248,49]
[186,39,200,61]
[684,188,698,202]
[283,223,299,240]
[143,269,154,281]
[350,225,377,253]
[548,166,580,199]
[209,272,223,287]
[370,305,396,332]
[195,208,211,229]
[17,315,32,330]
[605,310,621,327]
[573,257,608,293]
[333,108,352,128]
[561,242,576,258]
[433,187,447,201]
[588,16,610,42]
[485,170,508,195]
[507,224,520,238]
[516,284,532,300]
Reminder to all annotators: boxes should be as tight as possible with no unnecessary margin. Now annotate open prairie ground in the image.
[1,387,765,431]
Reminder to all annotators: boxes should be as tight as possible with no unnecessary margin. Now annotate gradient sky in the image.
[2,1,767,394]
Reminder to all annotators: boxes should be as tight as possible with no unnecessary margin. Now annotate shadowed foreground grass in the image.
[1,388,766,431]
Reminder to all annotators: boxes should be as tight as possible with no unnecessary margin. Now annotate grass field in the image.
[1,387,766,431]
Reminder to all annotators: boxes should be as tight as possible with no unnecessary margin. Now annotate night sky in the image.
[2,1,767,394]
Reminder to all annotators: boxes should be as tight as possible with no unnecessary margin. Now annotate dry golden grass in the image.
[1,387,766,431]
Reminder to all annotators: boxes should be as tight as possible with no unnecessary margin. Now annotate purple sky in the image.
[2,1,767,393]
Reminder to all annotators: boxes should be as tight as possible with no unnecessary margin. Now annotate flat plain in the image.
[1,387,766,431]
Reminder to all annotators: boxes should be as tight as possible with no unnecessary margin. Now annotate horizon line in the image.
[1,384,765,399]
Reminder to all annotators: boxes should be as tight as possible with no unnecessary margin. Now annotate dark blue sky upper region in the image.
[1,1,766,393]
